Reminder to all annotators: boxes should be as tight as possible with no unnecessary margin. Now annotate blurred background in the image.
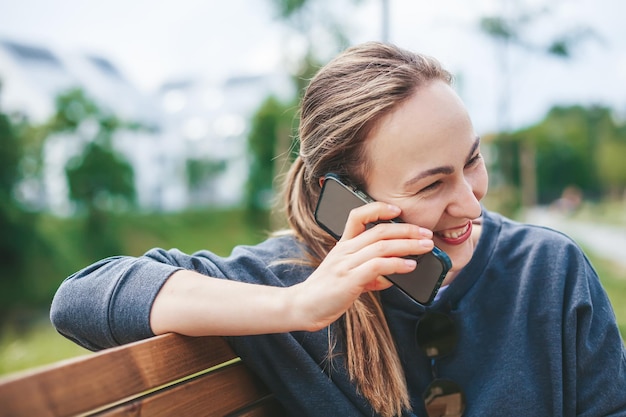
[0,0,624,375]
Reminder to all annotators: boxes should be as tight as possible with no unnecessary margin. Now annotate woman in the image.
[51,42,626,417]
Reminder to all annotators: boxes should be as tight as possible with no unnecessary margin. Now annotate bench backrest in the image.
[0,333,285,417]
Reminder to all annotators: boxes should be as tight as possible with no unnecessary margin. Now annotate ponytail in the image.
[281,41,453,416]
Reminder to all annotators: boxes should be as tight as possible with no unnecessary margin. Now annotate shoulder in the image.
[229,234,314,285]
[149,233,312,286]
[230,233,308,260]
[479,209,597,288]
[460,211,606,320]
[485,209,584,256]
[143,234,303,263]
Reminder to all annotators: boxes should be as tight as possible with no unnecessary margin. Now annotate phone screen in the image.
[314,174,451,305]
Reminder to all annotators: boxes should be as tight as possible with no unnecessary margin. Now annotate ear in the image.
[318,177,325,188]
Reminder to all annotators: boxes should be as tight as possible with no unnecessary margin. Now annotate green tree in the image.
[47,88,141,259]
[186,157,227,207]
[186,158,227,189]
[243,0,364,228]
[479,4,599,207]
[0,110,44,316]
[497,105,622,204]
[595,117,626,199]
[65,142,135,213]
[479,7,598,131]
[597,140,626,198]
[0,113,20,200]
[0,111,23,293]
[268,0,367,91]
[245,96,297,228]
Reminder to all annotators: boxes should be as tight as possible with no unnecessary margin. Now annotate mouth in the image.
[435,221,473,245]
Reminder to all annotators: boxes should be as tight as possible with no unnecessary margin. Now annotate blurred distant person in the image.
[51,42,626,417]
[551,185,583,215]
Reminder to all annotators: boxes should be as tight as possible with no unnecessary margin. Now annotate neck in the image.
[440,221,482,287]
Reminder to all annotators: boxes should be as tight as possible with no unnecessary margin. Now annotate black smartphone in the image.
[314,173,451,305]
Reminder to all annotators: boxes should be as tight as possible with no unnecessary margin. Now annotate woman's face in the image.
[364,80,488,276]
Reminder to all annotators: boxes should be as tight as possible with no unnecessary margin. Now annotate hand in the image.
[290,202,434,331]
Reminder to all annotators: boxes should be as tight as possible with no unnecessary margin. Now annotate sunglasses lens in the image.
[423,378,466,417]
[416,312,457,358]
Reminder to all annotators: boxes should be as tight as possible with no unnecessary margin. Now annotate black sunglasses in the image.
[415,312,465,417]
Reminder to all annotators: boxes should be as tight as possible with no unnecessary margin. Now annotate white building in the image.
[0,38,292,213]
[157,73,293,208]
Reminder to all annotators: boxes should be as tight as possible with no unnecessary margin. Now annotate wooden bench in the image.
[0,333,285,417]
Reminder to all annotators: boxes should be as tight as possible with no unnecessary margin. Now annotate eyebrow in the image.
[403,136,481,189]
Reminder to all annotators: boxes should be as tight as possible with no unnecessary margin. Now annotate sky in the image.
[1,0,625,134]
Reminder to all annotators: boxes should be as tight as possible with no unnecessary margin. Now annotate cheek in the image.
[397,200,445,230]
[471,164,489,200]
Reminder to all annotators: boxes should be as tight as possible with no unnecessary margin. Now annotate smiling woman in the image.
[363,81,487,282]
[49,42,626,417]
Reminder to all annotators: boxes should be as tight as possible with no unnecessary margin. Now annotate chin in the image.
[440,243,474,274]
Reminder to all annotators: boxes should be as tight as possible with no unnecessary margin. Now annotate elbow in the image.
[49,274,110,351]
[49,279,87,348]
[49,280,70,334]
[49,255,175,350]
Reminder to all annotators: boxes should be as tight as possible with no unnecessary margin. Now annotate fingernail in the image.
[419,227,433,237]
[388,204,401,214]
[404,259,417,268]
[419,239,434,248]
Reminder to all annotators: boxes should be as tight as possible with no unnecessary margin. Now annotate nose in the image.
[446,176,484,219]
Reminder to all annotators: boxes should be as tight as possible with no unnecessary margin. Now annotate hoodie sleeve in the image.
[50,237,310,351]
[49,249,199,351]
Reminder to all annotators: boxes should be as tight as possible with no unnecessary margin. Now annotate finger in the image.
[333,219,433,261]
[353,221,433,249]
[341,202,402,240]
[341,203,433,245]
[363,275,394,292]
[352,257,418,288]
[335,237,433,271]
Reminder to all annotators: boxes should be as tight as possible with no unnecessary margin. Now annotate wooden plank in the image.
[0,334,237,417]
[95,362,282,417]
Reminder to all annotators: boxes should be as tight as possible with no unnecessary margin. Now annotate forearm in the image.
[149,203,432,337]
[150,270,305,336]
[150,219,421,337]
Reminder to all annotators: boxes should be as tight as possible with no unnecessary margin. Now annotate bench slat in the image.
[0,334,238,417]
[96,362,282,417]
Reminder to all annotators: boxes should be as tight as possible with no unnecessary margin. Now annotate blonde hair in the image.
[282,42,452,417]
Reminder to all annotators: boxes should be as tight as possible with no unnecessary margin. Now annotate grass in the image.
[570,200,626,227]
[117,209,271,257]
[595,259,626,338]
[0,317,90,376]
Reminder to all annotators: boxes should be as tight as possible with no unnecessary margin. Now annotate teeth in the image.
[440,223,469,239]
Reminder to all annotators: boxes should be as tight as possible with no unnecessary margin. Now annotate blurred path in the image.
[524,207,626,271]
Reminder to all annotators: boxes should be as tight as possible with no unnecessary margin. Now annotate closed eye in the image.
[465,153,482,168]
[419,180,442,194]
